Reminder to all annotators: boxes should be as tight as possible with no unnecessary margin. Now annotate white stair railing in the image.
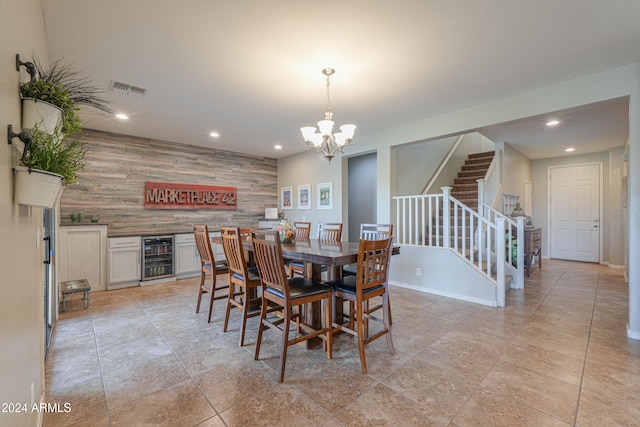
[482,203,525,289]
[393,187,510,306]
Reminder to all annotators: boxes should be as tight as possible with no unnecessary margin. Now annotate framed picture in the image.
[281,186,292,210]
[317,182,333,210]
[297,184,311,210]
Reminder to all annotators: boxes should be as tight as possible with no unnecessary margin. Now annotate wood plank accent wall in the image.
[59,129,278,236]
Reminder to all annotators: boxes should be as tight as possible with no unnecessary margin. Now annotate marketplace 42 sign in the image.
[144,182,237,210]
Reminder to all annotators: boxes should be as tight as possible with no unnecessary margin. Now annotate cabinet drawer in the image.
[109,236,141,248]
[531,239,541,250]
[529,229,541,241]
[175,233,195,244]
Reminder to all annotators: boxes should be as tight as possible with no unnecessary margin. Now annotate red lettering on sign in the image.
[144,182,237,210]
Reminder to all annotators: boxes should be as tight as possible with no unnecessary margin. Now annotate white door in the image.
[550,163,601,262]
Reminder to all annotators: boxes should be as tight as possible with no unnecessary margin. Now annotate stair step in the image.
[454,177,481,185]
[467,151,495,159]
[457,170,486,178]
[461,163,491,172]
[452,183,477,192]
[465,156,494,165]
[451,190,477,198]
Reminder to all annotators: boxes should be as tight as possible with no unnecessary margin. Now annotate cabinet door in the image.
[59,226,108,291]
[108,247,141,284]
[175,243,200,275]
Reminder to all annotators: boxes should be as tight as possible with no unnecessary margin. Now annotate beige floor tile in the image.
[499,342,584,386]
[452,387,571,427]
[109,378,215,426]
[218,384,330,427]
[575,387,640,427]
[335,383,449,427]
[383,357,479,419]
[478,361,579,424]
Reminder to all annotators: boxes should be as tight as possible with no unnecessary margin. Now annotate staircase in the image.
[451,151,495,211]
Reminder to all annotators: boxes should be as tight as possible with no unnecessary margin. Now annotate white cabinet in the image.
[175,233,200,279]
[108,236,141,290]
[59,225,108,291]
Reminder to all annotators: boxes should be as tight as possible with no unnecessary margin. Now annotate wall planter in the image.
[13,166,64,208]
[21,98,63,135]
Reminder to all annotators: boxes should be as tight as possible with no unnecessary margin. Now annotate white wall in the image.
[277,150,344,238]
[501,142,533,213]
[1,0,51,426]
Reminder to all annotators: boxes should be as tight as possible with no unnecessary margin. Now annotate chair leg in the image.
[223,283,234,333]
[196,272,205,314]
[254,299,268,361]
[239,299,249,346]
[207,280,215,323]
[383,292,395,355]
[279,307,291,383]
[355,301,367,374]
[325,296,332,359]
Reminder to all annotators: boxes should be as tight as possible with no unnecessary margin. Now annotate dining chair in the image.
[220,226,269,346]
[325,236,394,374]
[252,231,333,383]
[343,224,393,275]
[318,222,342,241]
[342,224,395,326]
[288,221,311,278]
[194,225,229,323]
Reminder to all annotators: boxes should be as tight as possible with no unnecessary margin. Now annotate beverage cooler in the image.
[142,235,174,281]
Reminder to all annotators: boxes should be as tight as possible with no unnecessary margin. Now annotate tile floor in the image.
[44,260,640,426]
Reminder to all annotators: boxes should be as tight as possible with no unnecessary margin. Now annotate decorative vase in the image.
[511,202,525,217]
[277,220,296,243]
[91,215,99,223]
[13,166,64,208]
[70,212,77,223]
[78,212,85,222]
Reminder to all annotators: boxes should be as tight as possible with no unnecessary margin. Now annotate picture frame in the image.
[281,186,292,210]
[297,184,311,210]
[317,182,333,210]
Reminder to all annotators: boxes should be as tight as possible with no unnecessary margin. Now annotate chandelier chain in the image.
[325,73,332,114]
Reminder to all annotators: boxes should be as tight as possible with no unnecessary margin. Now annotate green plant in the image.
[19,56,112,136]
[21,125,87,185]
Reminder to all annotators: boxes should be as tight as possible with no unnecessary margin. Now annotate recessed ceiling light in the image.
[115,113,128,120]
[565,147,575,152]
[274,144,282,150]
[547,120,559,126]
[209,131,219,138]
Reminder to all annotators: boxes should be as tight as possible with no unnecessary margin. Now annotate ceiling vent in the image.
[108,80,147,98]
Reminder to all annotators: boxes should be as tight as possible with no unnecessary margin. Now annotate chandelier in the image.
[300,68,356,162]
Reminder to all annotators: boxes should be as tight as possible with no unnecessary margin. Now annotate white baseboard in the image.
[389,280,497,307]
[627,324,640,341]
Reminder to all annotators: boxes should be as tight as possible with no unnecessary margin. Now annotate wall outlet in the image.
[416,267,422,276]
[151,217,158,225]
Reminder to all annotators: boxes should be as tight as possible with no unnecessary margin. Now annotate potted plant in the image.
[13,124,87,208]
[19,56,111,136]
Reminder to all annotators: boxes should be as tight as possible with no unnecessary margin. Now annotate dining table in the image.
[213,233,400,347]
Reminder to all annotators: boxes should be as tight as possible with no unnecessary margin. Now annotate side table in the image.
[60,279,91,312]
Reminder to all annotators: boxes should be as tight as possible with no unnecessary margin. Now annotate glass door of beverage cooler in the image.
[142,236,174,280]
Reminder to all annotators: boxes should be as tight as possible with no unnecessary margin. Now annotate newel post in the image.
[477,178,485,218]
[516,216,525,289]
[441,186,451,249]
[496,216,506,307]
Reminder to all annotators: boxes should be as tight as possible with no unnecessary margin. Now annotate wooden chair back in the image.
[318,222,342,242]
[251,231,290,304]
[194,224,214,267]
[294,221,311,240]
[360,223,393,240]
[220,227,251,277]
[355,237,393,294]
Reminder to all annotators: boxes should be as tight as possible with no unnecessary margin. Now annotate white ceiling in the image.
[39,1,640,160]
